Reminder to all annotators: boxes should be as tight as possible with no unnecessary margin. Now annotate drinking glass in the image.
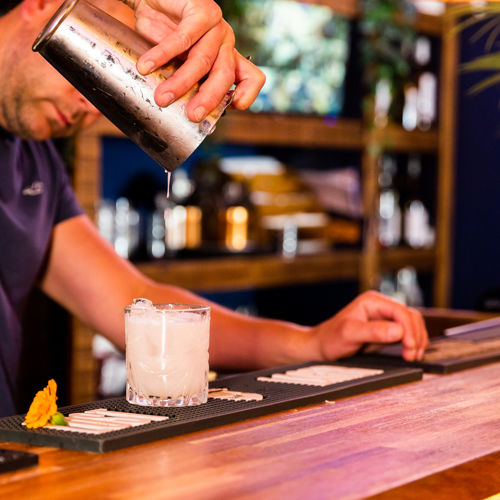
[125,299,210,406]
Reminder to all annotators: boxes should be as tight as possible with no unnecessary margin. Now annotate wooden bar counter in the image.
[3,363,500,499]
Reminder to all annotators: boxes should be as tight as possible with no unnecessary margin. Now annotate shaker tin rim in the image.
[32,0,79,52]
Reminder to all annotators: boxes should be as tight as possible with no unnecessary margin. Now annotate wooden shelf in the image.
[365,125,439,153]
[414,12,443,37]
[380,247,437,272]
[136,251,361,292]
[213,113,363,149]
[84,115,438,153]
[134,247,438,292]
[81,113,365,150]
[394,11,443,37]
[301,0,359,19]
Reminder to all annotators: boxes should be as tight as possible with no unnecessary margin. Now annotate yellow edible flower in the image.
[24,379,67,429]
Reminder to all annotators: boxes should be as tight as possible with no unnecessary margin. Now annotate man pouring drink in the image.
[0,0,427,416]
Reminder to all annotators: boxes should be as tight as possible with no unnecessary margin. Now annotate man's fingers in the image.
[132,2,264,114]
[358,292,416,343]
[346,320,403,345]
[357,291,427,355]
[184,42,236,121]
[316,318,404,361]
[410,307,429,358]
[231,51,266,110]
[397,306,428,361]
[137,5,222,74]
[137,27,199,74]
[152,22,230,109]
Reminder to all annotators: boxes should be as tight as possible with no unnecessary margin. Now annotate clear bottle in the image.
[114,197,140,259]
[396,266,424,307]
[402,155,432,248]
[96,199,115,245]
[414,36,437,131]
[374,78,392,128]
[148,195,166,259]
[378,155,401,247]
[380,272,406,304]
[403,36,437,131]
[159,169,204,254]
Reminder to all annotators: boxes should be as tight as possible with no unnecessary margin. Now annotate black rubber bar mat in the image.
[0,360,422,453]
[358,322,500,374]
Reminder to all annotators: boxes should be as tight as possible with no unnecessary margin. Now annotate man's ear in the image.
[20,0,60,22]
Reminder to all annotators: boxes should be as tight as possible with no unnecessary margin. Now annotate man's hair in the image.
[0,1,22,16]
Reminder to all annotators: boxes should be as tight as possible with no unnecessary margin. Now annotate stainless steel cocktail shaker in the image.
[33,0,231,172]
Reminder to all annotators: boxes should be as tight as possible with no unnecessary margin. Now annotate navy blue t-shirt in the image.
[0,127,83,416]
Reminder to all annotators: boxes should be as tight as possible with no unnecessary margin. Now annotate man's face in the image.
[1,0,134,141]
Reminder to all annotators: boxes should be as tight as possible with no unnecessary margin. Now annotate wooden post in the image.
[360,142,381,292]
[71,124,103,404]
[434,10,459,307]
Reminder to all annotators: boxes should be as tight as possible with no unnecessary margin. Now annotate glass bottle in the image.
[403,36,436,131]
[378,155,401,247]
[402,155,431,248]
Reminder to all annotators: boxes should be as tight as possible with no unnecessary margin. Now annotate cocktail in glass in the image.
[125,299,210,406]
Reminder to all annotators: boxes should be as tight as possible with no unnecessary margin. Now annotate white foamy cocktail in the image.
[125,299,210,406]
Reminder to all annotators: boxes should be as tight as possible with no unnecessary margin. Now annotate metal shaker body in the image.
[33,0,231,172]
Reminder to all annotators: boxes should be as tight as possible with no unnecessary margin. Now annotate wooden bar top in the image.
[3,363,500,499]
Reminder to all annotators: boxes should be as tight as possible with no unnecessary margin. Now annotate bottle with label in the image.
[219,178,254,251]
[186,160,233,249]
[165,169,197,252]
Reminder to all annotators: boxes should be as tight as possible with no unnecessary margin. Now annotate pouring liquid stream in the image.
[166,170,171,200]
[164,170,171,230]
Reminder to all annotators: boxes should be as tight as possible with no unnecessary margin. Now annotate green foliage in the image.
[215,0,246,24]
[360,0,417,96]
[215,0,269,59]
[448,5,500,95]
[217,0,418,108]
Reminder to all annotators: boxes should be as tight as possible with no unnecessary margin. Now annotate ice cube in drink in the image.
[125,301,210,406]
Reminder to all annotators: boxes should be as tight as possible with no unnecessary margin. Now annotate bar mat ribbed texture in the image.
[0,360,421,452]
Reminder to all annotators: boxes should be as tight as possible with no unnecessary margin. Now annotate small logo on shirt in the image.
[22,181,44,196]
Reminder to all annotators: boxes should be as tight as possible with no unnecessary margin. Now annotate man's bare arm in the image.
[38,215,310,368]
[39,215,428,369]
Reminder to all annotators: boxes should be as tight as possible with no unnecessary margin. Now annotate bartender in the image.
[0,0,428,417]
